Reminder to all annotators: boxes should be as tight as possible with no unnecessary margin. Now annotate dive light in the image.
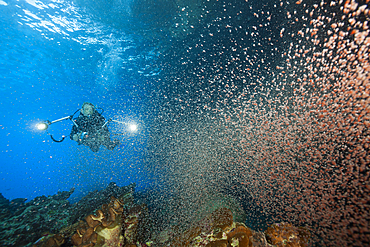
[36,116,77,131]
[128,123,138,132]
[36,115,77,142]
[36,121,51,131]
[102,119,138,132]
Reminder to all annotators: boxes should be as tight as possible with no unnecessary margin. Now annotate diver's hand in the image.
[80,132,88,141]
[73,134,79,142]
[73,132,88,142]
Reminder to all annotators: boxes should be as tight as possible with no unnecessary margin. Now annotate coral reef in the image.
[165,207,254,247]
[190,192,247,225]
[0,189,74,246]
[170,207,235,246]
[136,187,247,242]
[265,223,310,247]
[33,233,66,247]
[69,182,136,224]
[0,183,310,247]
[164,208,309,247]
[0,182,138,247]
[70,197,144,247]
[31,184,147,247]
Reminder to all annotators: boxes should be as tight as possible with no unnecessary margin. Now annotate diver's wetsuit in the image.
[70,111,118,152]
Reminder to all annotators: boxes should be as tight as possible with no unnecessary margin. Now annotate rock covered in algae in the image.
[162,207,309,247]
[2,182,311,247]
[33,184,147,247]
[265,223,310,247]
[0,189,74,246]
[71,197,126,247]
[0,182,138,247]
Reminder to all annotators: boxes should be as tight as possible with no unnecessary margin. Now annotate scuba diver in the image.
[70,102,120,152]
[36,102,137,152]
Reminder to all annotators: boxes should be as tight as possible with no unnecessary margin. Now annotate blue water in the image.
[0,0,160,201]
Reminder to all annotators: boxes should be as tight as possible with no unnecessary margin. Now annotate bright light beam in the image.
[36,122,49,131]
[110,119,138,132]
[129,123,138,132]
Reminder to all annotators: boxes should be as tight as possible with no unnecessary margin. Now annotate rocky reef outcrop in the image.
[0,188,74,246]
[0,183,310,247]
[0,182,138,247]
[161,207,310,247]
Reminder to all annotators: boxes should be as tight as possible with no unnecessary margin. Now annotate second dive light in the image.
[101,119,138,133]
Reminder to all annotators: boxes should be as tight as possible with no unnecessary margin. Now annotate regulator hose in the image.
[50,134,66,143]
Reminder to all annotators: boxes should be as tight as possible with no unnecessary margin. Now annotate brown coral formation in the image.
[226,225,253,247]
[33,233,65,247]
[124,205,143,245]
[71,196,143,247]
[169,207,234,246]
[31,194,309,247]
[165,208,310,247]
[203,223,253,247]
[265,222,310,247]
[33,222,82,247]
[33,195,145,247]
[167,208,256,247]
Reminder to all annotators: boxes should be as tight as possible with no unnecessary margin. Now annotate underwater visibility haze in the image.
[0,0,369,246]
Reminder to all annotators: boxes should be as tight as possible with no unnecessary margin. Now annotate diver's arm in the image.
[93,112,108,133]
[96,112,106,127]
[71,127,86,143]
[99,113,110,131]
[70,125,78,140]
[70,117,82,141]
